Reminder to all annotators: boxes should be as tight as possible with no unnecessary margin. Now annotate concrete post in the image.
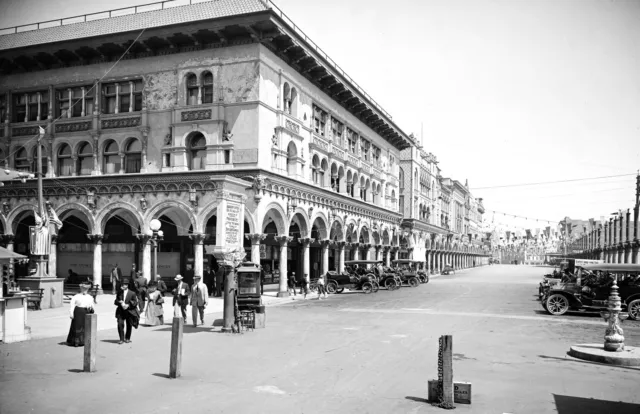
[83,313,97,373]
[169,317,183,378]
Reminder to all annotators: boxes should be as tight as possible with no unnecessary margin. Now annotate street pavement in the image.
[2,265,640,414]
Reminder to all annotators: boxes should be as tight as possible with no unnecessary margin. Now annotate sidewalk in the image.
[23,284,327,341]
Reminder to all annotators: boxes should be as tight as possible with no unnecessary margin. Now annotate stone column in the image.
[299,237,313,287]
[320,240,331,274]
[137,235,152,282]
[189,233,206,278]
[385,246,391,267]
[352,243,360,260]
[338,242,346,273]
[245,233,266,265]
[49,235,58,278]
[275,236,292,297]
[87,234,104,293]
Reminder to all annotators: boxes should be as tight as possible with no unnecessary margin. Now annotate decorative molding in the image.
[12,125,42,136]
[181,109,212,122]
[55,121,91,133]
[285,119,300,134]
[101,116,141,129]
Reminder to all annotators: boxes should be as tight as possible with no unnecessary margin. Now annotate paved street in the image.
[2,265,640,414]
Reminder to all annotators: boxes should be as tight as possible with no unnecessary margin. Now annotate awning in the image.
[0,246,27,261]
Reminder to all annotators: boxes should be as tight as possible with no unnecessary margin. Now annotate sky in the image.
[1,0,639,232]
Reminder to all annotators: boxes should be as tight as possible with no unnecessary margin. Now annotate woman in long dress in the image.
[144,282,164,326]
[66,283,95,347]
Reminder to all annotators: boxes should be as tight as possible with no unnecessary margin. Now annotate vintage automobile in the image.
[325,268,376,294]
[343,260,382,292]
[540,264,640,320]
[391,259,426,287]
[538,259,603,299]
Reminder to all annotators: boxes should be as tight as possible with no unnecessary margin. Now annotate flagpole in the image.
[35,126,47,278]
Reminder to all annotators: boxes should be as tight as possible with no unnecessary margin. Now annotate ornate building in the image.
[0,0,415,297]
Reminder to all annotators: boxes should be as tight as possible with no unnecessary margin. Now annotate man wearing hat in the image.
[190,274,209,327]
[172,275,191,323]
[114,279,140,344]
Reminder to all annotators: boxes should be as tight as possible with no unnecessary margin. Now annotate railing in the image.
[331,145,345,160]
[347,154,359,167]
[312,136,328,152]
[0,0,204,35]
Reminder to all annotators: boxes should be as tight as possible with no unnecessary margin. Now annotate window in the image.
[283,83,297,115]
[124,139,142,173]
[202,72,213,104]
[56,86,94,118]
[372,145,380,166]
[313,104,327,136]
[13,91,48,123]
[31,145,48,176]
[14,147,30,172]
[331,117,343,141]
[188,133,206,170]
[186,73,198,106]
[102,140,120,174]
[224,150,231,164]
[57,144,73,176]
[361,138,370,161]
[347,128,357,154]
[77,142,93,175]
[102,80,143,114]
[0,94,6,122]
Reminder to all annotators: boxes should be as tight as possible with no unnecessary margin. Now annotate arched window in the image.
[188,133,206,170]
[287,141,297,176]
[124,139,141,173]
[320,158,328,187]
[311,155,320,184]
[289,88,297,116]
[186,73,198,106]
[102,140,120,174]
[57,144,73,176]
[77,142,93,176]
[399,168,405,190]
[283,82,290,112]
[31,145,48,176]
[202,71,213,104]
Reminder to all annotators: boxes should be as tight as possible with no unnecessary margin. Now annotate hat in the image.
[122,279,130,285]
[174,275,183,281]
[194,275,202,279]
[79,282,91,290]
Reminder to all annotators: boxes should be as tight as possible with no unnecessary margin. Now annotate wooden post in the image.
[441,335,454,406]
[83,313,97,373]
[169,317,183,378]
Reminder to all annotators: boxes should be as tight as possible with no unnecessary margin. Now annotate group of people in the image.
[286,271,327,299]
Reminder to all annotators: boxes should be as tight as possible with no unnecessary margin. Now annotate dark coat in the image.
[114,289,140,321]
[172,281,191,306]
[157,279,168,295]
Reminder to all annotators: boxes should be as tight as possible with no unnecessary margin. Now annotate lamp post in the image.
[149,219,163,282]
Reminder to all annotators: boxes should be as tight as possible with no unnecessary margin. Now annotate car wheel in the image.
[424,275,429,284]
[384,278,395,290]
[546,294,569,316]
[362,282,373,294]
[372,282,380,293]
[628,299,640,321]
[408,277,420,288]
[336,288,345,294]
[326,283,337,294]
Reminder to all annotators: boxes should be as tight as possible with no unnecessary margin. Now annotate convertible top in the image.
[344,260,383,265]
[580,264,640,272]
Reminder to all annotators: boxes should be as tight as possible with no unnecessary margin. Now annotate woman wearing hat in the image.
[66,282,95,347]
[144,282,164,326]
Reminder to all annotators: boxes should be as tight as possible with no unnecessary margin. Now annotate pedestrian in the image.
[66,282,95,347]
[172,275,190,323]
[134,271,148,313]
[156,275,168,296]
[129,264,137,280]
[316,273,327,300]
[144,282,164,326]
[303,273,310,299]
[110,263,122,295]
[203,266,214,297]
[190,275,208,327]
[114,279,139,344]
[260,266,265,295]
[288,271,297,296]
[298,273,305,295]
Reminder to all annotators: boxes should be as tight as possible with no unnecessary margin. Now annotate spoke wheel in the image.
[424,275,429,284]
[628,299,640,321]
[326,283,337,294]
[385,278,395,290]
[362,282,373,294]
[545,294,569,316]
[372,282,380,293]
[409,277,420,288]
[336,288,345,294]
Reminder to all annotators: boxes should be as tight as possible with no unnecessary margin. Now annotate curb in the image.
[568,344,640,367]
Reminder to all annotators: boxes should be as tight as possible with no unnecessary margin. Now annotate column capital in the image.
[335,241,347,248]
[0,234,15,244]
[245,233,267,244]
[275,235,293,246]
[188,232,207,244]
[87,234,104,245]
[299,237,314,247]
[318,239,333,249]
[136,234,152,244]
[351,242,361,249]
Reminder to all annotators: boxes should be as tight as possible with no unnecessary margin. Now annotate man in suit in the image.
[203,266,215,298]
[134,271,148,313]
[114,279,139,344]
[156,274,168,296]
[110,263,123,295]
[190,275,208,326]
[172,275,190,323]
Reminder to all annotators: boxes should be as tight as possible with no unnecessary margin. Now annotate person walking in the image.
[114,279,139,344]
[156,275,168,296]
[134,271,148,313]
[66,282,95,347]
[316,273,327,300]
[190,275,208,327]
[203,266,214,297]
[110,263,122,295]
[288,271,297,296]
[143,282,164,326]
[172,275,190,323]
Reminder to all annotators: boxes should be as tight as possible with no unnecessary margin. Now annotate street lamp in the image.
[149,219,163,282]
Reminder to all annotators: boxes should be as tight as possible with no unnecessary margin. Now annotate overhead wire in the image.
[471,173,637,191]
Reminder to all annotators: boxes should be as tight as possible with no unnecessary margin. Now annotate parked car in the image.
[325,269,376,294]
[539,259,604,299]
[343,260,383,292]
[391,260,424,287]
[540,264,640,320]
[391,259,429,284]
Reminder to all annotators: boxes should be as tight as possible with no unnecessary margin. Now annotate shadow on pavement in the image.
[405,396,429,404]
[100,339,122,344]
[553,394,640,414]
[538,354,640,372]
[68,369,84,373]
[152,326,217,334]
[152,373,171,379]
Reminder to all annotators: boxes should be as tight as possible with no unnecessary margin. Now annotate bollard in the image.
[169,317,183,379]
[83,313,97,373]
[440,335,454,407]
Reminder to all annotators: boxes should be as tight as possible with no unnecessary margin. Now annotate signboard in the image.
[238,272,258,295]
[225,204,241,246]
[428,380,471,405]
[574,259,603,267]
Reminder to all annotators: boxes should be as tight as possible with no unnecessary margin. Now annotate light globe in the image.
[150,219,161,231]
[157,230,164,237]
[146,229,153,237]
